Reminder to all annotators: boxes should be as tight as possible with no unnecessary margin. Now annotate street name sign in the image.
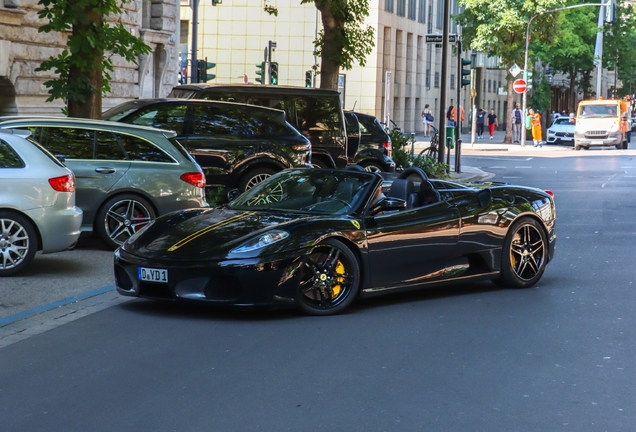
[513,79,527,94]
[426,34,457,44]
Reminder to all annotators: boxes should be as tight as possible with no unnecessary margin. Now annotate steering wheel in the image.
[397,167,429,181]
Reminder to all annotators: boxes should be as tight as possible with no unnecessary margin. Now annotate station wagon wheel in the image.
[499,217,548,289]
[95,194,156,249]
[0,211,38,276]
[239,167,277,192]
[297,238,360,315]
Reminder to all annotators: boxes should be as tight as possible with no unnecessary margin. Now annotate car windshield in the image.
[578,104,620,118]
[553,118,573,125]
[228,169,379,215]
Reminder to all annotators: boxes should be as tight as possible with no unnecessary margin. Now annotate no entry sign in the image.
[513,79,527,94]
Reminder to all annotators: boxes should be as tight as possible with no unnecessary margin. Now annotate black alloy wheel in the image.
[362,162,384,173]
[95,194,156,249]
[499,217,548,288]
[0,211,38,276]
[297,238,360,315]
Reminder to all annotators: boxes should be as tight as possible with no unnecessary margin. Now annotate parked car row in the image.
[0,85,395,274]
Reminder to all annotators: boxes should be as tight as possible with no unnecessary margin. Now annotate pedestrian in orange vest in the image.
[529,108,543,147]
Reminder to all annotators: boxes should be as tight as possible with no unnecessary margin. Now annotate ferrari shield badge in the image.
[351,220,360,229]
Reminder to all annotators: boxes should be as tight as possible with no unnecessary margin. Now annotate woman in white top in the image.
[421,104,433,137]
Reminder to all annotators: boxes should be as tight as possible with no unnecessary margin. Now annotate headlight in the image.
[231,230,289,253]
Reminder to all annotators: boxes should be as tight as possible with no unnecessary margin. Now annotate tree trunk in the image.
[67,6,103,119]
[505,77,513,144]
[315,2,344,90]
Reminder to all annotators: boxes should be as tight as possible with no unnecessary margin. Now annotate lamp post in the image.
[521,1,612,146]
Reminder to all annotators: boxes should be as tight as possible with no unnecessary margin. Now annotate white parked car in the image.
[546,116,575,145]
[0,129,83,276]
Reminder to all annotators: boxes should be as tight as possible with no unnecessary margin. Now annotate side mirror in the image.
[477,189,492,207]
[370,197,406,215]
[227,188,240,202]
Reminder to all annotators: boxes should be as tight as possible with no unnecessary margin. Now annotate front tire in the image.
[297,239,360,315]
[95,194,156,249]
[0,211,38,276]
[239,167,277,192]
[362,161,384,173]
[499,217,548,289]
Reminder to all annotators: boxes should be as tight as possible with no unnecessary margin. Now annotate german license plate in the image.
[591,140,604,145]
[138,267,168,283]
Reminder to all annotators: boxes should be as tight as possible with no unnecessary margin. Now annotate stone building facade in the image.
[0,0,180,116]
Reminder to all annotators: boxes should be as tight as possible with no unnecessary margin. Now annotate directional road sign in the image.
[513,79,527,94]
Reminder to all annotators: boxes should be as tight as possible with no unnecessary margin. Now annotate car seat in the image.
[419,180,441,205]
[387,179,418,209]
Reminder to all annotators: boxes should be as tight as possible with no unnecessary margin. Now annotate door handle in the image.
[94,167,116,174]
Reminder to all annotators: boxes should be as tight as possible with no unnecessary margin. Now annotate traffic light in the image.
[605,0,616,24]
[197,59,216,83]
[255,62,265,84]
[305,70,312,88]
[525,70,533,89]
[461,58,471,87]
[270,62,278,85]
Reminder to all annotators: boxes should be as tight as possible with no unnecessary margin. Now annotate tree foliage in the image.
[299,0,375,90]
[36,0,151,118]
[456,0,562,143]
[601,0,636,97]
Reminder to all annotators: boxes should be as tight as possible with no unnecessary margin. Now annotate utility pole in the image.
[438,0,450,165]
[190,0,199,83]
[455,35,462,173]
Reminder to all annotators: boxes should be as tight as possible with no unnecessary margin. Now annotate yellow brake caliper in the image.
[332,260,345,298]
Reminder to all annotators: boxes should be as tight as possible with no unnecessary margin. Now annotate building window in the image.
[434,71,440,88]
[408,0,416,19]
[418,0,426,23]
[385,0,394,13]
[397,0,406,16]
[488,79,491,93]
[450,74,455,89]
[426,69,431,88]
[436,0,443,29]
[483,79,486,93]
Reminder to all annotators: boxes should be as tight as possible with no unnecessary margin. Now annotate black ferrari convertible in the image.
[114,167,556,315]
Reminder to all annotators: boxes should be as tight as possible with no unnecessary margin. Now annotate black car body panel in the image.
[115,168,557,313]
[103,99,311,192]
[167,84,348,169]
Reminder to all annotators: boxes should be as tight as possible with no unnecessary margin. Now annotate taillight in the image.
[180,172,206,188]
[292,143,311,151]
[545,190,554,197]
[382,141,392,157]
[48,174,75,192]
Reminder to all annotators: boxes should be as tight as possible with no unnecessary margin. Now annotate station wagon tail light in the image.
[382,141,392,157]
[545,190,554,197]
[48,174,75,192]
[180,172,206,188]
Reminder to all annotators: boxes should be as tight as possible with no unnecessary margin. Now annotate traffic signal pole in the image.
[190,0,199,83]
[455,38,462,173]
[438,0,450,166]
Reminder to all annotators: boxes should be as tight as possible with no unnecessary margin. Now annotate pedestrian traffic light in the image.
[179,65,187,85]
[255,62,265,84]
[270,62,278,85]
[305,70,312,88]
[197,59,216,83]
[461,58,471,87]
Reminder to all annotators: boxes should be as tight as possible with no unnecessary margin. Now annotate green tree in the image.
[456,0,562,143]
[36,0,151,118]
[602,0,636,97]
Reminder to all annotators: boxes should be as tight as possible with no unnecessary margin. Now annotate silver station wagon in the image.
[0,129,83,276]
[0,117,208,249]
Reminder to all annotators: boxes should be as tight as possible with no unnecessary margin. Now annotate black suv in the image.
[168,84,348,169]
[103,99,311,192]
[344,111,395,173]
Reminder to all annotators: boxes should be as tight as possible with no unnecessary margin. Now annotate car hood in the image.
[548,124,574,133]
[575,117,618,131]
[122,207,304,260]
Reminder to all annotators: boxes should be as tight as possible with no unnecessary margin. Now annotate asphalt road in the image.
[1,149,636,431]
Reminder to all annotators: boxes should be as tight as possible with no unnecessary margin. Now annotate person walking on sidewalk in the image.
[487,109,498,140]
[529,108,543,147]
[512,103,523,143]
[476,108,485,139]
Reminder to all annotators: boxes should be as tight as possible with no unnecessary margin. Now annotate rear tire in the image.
[95,194,156,249]
[0,211,38,276]
[498,217,548,289]
[361,162,384,173]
